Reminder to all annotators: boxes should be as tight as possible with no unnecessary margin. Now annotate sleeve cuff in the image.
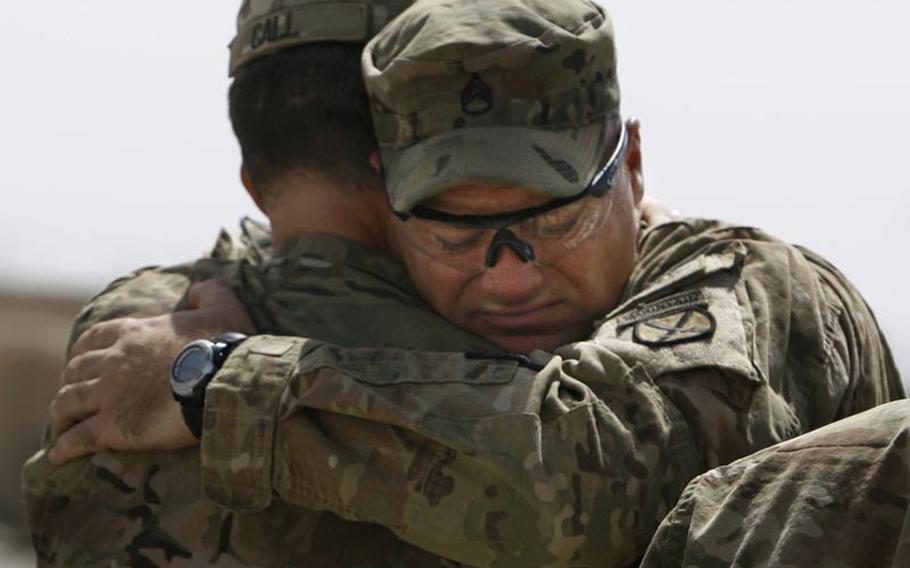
[200,335,305,512]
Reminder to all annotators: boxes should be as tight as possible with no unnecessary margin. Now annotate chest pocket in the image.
[594,242,758,386]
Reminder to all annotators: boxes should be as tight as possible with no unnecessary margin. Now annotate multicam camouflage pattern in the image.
[25,446,458,567]
[595,219,904,471]
[24,218,903,567]
[205,219,900,566]
[229,0,414,76]
[67,218,492,355]
[201,336,699,567]
[363,0,622,212]
[25,220,496,567]
[640,399,910,568]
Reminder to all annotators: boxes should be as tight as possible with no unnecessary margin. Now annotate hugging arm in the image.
[30,264,701,567]
[198,336,700,567]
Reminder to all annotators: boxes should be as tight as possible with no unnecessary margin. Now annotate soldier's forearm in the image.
[200,336,701,567]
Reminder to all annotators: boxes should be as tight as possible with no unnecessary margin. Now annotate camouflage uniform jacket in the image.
[639,399,910,568]
[25,219,499,568]
[23,218,903,567]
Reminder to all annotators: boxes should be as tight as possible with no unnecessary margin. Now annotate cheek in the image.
[560,205,638,312]
[401,248,472,320]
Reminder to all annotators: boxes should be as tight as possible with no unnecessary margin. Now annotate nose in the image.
[477,245,545,306]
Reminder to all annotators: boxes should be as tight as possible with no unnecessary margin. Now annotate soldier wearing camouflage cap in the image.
[26,0,903,567]
[365,0,621,213]
[363,0,636,355]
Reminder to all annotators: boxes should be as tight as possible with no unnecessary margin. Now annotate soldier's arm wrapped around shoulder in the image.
[64,222,265,354]
[197,336,701,568]
[24,227,261,565]
[66,265,194,354]
[24,257,226,566]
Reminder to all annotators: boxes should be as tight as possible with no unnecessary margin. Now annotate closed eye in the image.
[434,231,485,253]
[521,210,581,239]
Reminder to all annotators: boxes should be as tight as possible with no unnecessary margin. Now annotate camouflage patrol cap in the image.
[230,0,414,76]
[363,0,621,213]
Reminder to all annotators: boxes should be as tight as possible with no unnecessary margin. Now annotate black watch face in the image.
[172,344,212,387]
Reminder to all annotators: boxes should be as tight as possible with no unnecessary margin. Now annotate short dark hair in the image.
[228,43,377,199]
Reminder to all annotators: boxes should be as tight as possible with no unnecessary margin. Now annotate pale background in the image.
[3,0,906,373]
[1,0,908,562]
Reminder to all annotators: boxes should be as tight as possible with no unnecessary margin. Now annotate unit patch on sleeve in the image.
[616,290,717,347]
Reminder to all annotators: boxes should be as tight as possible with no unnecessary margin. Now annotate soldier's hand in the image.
[640,196,681,227]
[48,280,255,465]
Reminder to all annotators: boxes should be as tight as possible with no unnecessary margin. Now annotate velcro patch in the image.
[617,291,716,347]
[248,338,295,357]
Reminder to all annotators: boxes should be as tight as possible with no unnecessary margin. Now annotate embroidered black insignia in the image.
[460,74,494,116]
[631,306,716,347]
[251,12,299,50]
[617,290,716,347]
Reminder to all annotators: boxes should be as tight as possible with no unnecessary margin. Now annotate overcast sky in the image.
[1,0,908,379]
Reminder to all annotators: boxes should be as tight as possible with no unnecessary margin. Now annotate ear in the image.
[240,166,267,214]
[625,118,645,206]
[361,156,402,257]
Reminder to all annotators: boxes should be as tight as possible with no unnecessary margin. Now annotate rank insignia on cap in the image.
[617,291,717,347]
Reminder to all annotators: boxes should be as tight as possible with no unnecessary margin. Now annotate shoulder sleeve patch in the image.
[616,290,716,347]
[631,306,716,347]
[597,282,758,384]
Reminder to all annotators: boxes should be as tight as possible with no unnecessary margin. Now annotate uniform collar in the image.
[274,233,415,293]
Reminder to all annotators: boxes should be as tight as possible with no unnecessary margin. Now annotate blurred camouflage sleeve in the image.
[24,441,481,567]
[639,400,910,568]
[198,336,702,567]
[65,265,193,354]
[25,271,222,566]
[23,446,215,567]
[24,228,266,565]
[24,261,188,565]
[64,222,265,355]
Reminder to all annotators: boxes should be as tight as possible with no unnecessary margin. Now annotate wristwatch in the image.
[170,332,247,438]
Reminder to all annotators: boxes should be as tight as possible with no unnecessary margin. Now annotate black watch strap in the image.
[174,333,248,440]
[181,405,205,439]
